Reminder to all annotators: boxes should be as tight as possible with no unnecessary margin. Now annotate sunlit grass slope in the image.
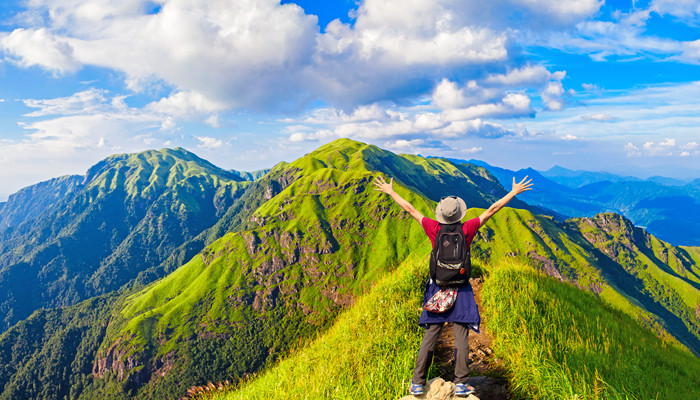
[482,260,700,400]
[200,256,698,400]
[87,139,511,398]
[208,252,432,400]
[570,214,700,352]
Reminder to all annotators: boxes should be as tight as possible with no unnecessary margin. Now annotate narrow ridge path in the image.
[433,278,512,400]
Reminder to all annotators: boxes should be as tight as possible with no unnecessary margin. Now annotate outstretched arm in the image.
[373,175,425,224]
[479,176,533,227]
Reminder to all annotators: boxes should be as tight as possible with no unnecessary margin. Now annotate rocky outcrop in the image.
[93,340,147,384]
[398,378,479,400]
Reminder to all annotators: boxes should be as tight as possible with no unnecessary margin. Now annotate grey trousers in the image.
[411,322,470,385]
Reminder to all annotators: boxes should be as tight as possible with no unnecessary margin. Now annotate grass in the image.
[482,259,700,400]
[195,256,700,400]
[205,253,434,400]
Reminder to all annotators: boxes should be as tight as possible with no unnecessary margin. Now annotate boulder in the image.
[398,377,479,400]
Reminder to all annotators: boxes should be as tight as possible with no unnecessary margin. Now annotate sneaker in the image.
[454,382,475,397]
[409,382,424,396]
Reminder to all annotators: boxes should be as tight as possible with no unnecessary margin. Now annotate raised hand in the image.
[373,175,394,195]
[511,175,533,196]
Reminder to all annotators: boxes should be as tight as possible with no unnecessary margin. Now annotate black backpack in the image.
[429,222,471,286]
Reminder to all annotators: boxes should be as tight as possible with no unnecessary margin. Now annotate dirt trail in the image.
[432,278,512,400]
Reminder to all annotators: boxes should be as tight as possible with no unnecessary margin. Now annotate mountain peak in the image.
[82,147,243,197]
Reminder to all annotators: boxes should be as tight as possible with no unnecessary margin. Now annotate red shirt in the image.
[421,217,481,248]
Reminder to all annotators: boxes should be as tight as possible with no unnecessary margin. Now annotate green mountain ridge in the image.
[0,147,249,331]
[0,139,697,400]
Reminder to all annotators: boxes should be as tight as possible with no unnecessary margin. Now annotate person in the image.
[373,174,533,397]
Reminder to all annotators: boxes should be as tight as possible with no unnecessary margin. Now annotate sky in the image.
[1,0,700,199]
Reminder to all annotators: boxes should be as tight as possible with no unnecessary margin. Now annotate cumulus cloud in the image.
[194,136,224,149]
[624,142,641,157]
[0,0,601,115]
[622,138,699,157]
[561,134,581,141]
[0,28,81,73]
[15,88,194,157]
[542,81,566,111]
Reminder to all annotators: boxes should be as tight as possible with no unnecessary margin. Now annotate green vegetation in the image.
[82,139,507,399]
[0,138,698,400]
[195,257,699,400]
[210,253,431,400]
[0,147,248,331]
[0,294,118,400]
[483,259,700,400]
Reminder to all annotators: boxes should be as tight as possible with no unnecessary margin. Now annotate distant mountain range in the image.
[0,140,697,400]
[442,159,700,246]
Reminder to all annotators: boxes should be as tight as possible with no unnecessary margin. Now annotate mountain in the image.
[0,139,697,400]
[540,165,641,188]
[0,148,249,331]
[230,168,272,181]
[0,175,83,231]
[448,160,700,246]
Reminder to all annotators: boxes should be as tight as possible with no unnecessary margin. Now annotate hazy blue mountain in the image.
[442,159,700,246]
[540,165,641,188]
[0,175,83,231]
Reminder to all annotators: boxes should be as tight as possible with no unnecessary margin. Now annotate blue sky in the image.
[1,0,700,199]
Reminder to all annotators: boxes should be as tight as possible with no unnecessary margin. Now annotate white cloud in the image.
[621,138,700,158]
[22,88,110,117]
[460,146,483,154]
[194,135,224,149]
[485,64,555,86]
[432,79,468,110]
[581,113,615,121]
[0,0,602,115]
[624,142,641,157]
[561,134,581,141]
[651,0,700,22]
[642,139,674,156]
[542,81,565,111]
[147,91,227,118]
[529,8,700,63]
[0,28,81,73]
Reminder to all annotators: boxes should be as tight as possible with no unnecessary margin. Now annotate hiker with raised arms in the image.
[373,174,533,397]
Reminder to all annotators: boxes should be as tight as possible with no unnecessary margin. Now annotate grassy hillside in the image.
[569,213,700,353]
[80,139,511,399]
[207,253,431,400]
[198,257,700,400]
[483,260,700,400]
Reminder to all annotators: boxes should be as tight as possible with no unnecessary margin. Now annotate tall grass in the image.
[208,253,435,400]
[482,259,700,400]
